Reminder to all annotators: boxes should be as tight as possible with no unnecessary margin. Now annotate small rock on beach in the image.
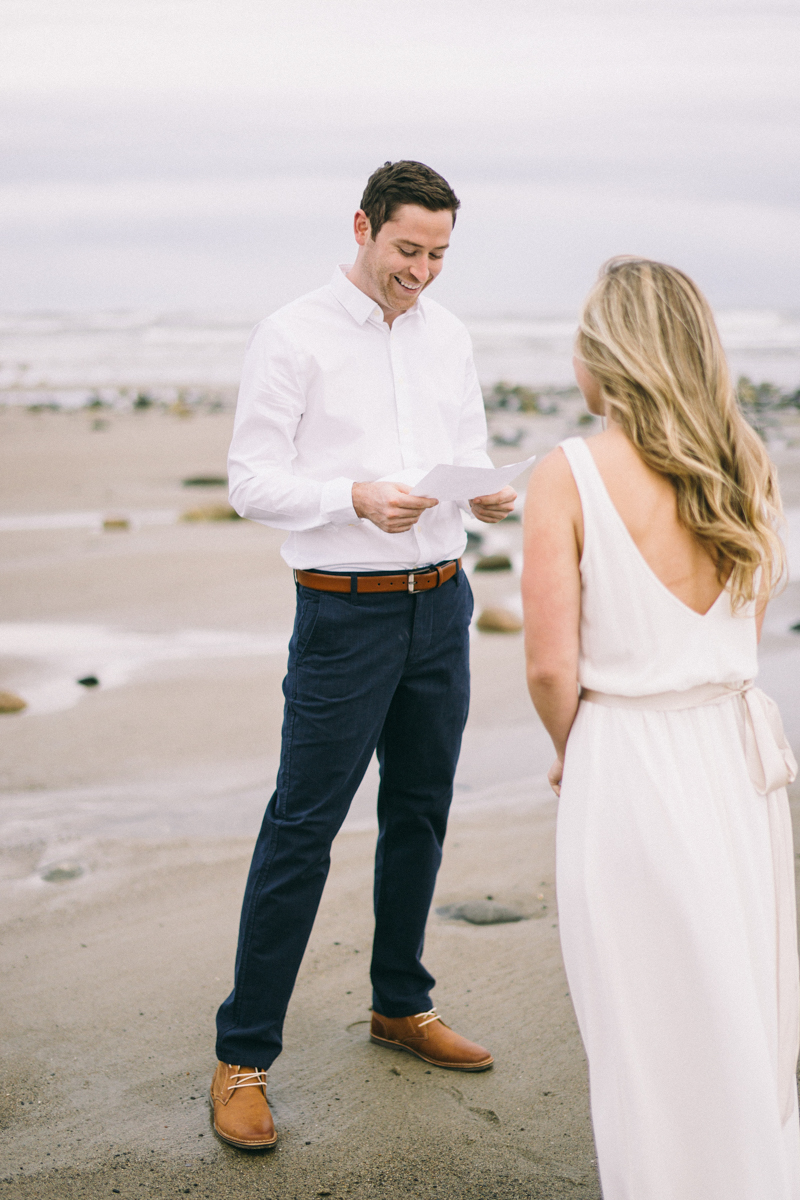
[181,503,241,522]
[476,607,523,633]
[182,475,228,487]
[41,862,84,883]
[474,553,513,572]
[436,899,525,925]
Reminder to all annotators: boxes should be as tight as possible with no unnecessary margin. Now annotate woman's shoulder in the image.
[529,444,576,488]
[525,445,582,519]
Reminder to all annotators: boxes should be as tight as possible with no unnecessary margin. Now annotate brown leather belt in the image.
[295,558,461,595]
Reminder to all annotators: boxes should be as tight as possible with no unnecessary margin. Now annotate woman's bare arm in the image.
[521,449,583,793]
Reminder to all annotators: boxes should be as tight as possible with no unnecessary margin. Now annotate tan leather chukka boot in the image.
[210,1062,277,1149]
[370,1008,493,1071]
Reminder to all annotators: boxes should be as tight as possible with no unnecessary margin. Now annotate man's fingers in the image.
[470,486,517,505]
[352,480,438,531]
[469,483,517,524]
[392,493,438,512]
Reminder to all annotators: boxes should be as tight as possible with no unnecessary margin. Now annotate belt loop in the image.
[350,573,357,596]
[293,568,298,589]
[455,558,461,586]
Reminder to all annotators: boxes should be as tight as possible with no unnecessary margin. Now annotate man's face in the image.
[352,204,453,319]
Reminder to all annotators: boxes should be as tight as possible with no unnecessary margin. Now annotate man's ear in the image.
[353,210,372,246]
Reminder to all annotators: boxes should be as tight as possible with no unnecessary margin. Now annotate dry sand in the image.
[2,405,800,1200]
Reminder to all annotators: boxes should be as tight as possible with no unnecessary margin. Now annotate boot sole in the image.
[370,1032,493,1071]
[212,1120,278,1150]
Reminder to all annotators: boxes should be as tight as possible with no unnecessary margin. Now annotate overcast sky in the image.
[1,0,798,316]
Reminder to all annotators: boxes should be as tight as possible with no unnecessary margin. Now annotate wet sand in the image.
[2,405,800,1199]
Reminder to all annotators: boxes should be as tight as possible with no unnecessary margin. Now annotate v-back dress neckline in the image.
[575,436,727,619]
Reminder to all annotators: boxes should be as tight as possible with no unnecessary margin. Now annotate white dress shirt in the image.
[228,265,493,571]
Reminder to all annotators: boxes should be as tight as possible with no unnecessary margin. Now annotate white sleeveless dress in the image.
[557,436,800,1200]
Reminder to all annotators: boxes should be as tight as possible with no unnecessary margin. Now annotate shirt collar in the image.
[329,264,426,327]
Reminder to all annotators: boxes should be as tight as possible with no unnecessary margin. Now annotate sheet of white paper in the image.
[410,455,536,502]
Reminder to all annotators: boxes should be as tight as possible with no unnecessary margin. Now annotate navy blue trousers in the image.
[215,567,473,1068]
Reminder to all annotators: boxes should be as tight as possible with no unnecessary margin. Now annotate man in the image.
[212,160,516,1149]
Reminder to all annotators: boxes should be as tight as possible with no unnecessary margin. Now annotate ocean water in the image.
[0,308,799,405]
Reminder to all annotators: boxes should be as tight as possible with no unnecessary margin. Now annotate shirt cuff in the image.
[321,476,358,526]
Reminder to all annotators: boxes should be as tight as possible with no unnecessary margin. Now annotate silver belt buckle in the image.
[407,573,416,593]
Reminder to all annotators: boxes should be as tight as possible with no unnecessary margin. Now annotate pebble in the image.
[0,691,27,713]
[435,899,525,925]
[41,863,83,883]
[77,676,100,687]
[473,553,513,572]
[180,504,241,522]
[102,517,129,531]
[475,607,523,633]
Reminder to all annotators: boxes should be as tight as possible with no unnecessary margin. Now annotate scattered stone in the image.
[474,553,513,572]
[182,476,228,487]
[469,1105,501,1124]
[436,900,525,925]
[791,622,800,633]
[42,863,83,883]
[465,530,484,551]
[77,676,99,687]
[476,607,522,633]
[390,1067,401,1076]
[102,517,129,531]
[0,691,27,713]
[491,429,524,448]
[181,504,241,522]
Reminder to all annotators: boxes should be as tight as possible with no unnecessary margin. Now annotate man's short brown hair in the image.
[360,161,460,240]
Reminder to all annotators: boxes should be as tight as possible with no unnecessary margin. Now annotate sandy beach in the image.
[2,403,800,1199]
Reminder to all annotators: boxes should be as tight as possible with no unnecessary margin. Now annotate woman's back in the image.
[586,424,723,617]
[559,433,758,696]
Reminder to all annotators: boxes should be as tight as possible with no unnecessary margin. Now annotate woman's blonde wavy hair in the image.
[576,256,785,610]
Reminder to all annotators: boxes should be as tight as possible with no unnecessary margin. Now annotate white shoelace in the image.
[227,1068,267,1092]
[415,1008,440,1028]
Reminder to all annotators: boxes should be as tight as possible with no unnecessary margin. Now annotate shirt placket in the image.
[389,320,419,470]
[390,317,429,566]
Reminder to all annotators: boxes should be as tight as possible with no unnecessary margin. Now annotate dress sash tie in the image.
[580,679,799,1125]
[581,679,797,795]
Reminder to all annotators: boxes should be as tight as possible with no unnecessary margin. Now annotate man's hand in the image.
[469,485,517,524]
[352,481,438,534]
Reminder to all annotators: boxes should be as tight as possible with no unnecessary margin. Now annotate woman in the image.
[522,257,800,1199]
